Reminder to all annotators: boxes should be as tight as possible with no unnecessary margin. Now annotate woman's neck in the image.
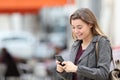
[82,34,93,50]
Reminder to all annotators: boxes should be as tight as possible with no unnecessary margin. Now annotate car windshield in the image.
[2,37,27,42]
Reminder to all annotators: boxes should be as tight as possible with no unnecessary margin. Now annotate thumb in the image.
[62,61,68,65]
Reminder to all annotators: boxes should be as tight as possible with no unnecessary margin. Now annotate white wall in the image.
[0,14,11,32]
[113,0,120,46]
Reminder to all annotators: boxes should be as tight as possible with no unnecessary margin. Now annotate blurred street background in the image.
[0,0,120,80]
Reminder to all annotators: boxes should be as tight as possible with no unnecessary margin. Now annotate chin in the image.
[77,37,83,40]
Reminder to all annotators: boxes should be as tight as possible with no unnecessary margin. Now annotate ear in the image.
[89,24,93,28]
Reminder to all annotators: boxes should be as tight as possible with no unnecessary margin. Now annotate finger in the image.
[62,61,67,64]
[56,60,61,64]
[58,64,64,69]
[63,66,66,69]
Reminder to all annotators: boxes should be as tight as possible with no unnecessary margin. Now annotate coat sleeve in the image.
[57,71,72,80]
[77,38,112,80]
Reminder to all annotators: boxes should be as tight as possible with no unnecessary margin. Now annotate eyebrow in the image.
[76,25,82,27]
[71,24,82,26]
[71,24,82,27]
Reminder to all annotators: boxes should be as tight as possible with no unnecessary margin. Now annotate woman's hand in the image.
[62,61,78,72]
[56,60,64,73]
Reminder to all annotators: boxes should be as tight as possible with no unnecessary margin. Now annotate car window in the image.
[2,37,27,42]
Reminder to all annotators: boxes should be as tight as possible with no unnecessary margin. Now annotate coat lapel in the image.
[78,36,98,62]
[78,42,94,62]
[70,35,99,63]
[70,40,82,63]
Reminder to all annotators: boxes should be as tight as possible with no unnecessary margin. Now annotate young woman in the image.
[56,8,112,80]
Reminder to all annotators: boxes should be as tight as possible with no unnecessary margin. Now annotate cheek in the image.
[72,29,75,33]
[83,27,91,34]
[81,27,87,33]
[85,28,92,35]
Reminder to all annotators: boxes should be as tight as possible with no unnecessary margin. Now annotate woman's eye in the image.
[72,26,82,29]
[72,27,75,29]
[77,27,82,29]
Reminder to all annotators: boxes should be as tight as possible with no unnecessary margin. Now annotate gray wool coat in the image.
[57,35,112,80]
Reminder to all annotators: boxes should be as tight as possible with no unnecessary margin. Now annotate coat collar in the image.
[70,40,82,62]
[78,35,101,62]
[72,40,83,47]
[92,35,102,43]
[71,35,103,63]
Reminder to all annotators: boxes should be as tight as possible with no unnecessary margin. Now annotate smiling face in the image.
[71,19,93,40]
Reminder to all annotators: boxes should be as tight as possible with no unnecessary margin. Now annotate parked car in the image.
[0,31,37,60]
[110,46,120,71]
[34,42,55,59]
[112,46,120,60]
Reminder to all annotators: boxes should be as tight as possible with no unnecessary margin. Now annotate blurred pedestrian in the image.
[1,48,20,80]
[56,8,112,80]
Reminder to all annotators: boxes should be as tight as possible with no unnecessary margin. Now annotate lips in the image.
[75,33,83,38]
[77,33,82,36]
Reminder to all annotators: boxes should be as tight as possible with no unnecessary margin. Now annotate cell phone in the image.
[55,55,65,66]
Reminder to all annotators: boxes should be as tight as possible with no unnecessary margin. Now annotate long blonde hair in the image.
[70,8,106,39]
